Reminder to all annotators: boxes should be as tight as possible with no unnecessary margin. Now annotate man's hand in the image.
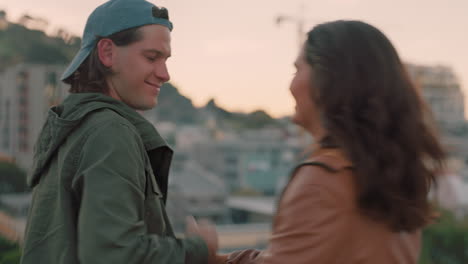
[186,216,220,264]
[215,254,229,264]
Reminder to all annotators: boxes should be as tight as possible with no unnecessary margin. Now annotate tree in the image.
[419,209,468,264]
[0,15,81,70]
[0,162,28,194]
[0,237,21,264]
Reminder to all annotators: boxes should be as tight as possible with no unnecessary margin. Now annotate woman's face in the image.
[289,47,324,137]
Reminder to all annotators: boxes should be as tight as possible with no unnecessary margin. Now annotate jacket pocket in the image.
[147,167,163,198]
[144,168,166,235]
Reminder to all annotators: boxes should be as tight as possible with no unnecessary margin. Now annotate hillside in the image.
[0,13,279,128]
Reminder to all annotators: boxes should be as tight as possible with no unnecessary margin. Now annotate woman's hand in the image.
[186,216,220,264]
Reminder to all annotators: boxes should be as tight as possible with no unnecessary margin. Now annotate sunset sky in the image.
[1,0,467,118]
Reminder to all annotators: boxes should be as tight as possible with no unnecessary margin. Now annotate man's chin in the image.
[291,113,301,125]
[150,99,158,109]
[131,100,157,111]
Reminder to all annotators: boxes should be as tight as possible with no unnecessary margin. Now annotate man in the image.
[20,0,218,263]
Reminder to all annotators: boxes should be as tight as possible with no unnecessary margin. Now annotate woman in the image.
[219,20,445,263]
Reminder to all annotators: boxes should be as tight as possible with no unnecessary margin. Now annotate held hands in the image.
[186,216,223,264]
[215,254,229,263]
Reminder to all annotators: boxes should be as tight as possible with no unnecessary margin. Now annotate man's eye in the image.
[146,57,157,62]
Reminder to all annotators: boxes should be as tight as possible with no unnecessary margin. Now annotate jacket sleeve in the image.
[71,121,208,264]
[227,166,349,264]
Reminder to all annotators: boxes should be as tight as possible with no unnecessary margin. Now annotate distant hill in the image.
[151,82,199,124]
[0,13,279,128]
[151,83,280,129]
[0,12,80,71]
[203,98,279,129]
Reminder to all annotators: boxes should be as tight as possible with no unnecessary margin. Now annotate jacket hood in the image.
[28,93,171,187]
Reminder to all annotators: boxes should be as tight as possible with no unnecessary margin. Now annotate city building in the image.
[432,173,468,219]
[192,127,302,195]
[407,63,468,178]
[406,64,466,127]
[0,64,67,170]
[166,159,229,230]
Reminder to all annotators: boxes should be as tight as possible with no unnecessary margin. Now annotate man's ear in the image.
[97,38,115,67]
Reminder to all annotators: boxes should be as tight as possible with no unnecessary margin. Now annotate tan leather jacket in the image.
[226,148,421,264]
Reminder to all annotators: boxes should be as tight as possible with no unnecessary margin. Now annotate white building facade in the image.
[0,64,68,170]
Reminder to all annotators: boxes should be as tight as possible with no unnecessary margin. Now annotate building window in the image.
[17,71,30,153]
[0,85,2,124]
[46,72,60,107]
[18,96,28,107]
[2,100,10,150]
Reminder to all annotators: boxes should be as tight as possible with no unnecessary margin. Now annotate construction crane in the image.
[275,4,313,148]
[275,4,306,49]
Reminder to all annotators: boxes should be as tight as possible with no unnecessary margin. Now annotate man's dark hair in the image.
[67,26,143,93]
[305,20,445,232]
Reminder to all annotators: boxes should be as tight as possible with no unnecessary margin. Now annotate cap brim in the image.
[61,45,93,84]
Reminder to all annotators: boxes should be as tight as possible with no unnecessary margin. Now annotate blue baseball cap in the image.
[61,0,173,83]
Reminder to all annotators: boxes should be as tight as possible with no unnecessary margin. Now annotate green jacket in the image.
[20,93,208,264]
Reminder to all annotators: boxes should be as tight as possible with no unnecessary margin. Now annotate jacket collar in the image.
[305,145,354,171]
[29,93,173,191]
